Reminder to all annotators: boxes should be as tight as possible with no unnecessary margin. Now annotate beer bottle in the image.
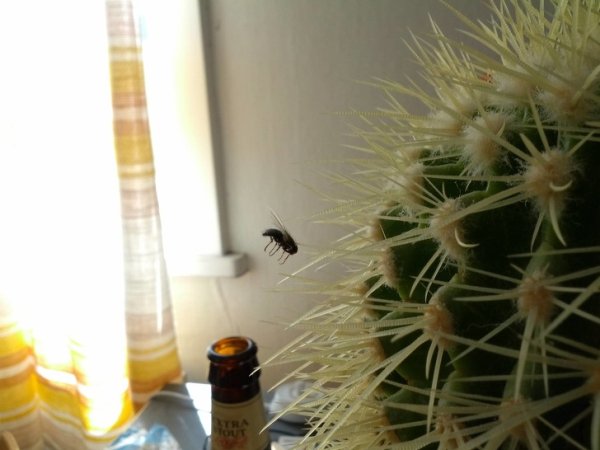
[207,336,271,450]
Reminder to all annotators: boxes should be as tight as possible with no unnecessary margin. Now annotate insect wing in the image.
[269,208,289,234]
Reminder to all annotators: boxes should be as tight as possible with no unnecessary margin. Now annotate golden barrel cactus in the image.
[270,1,600,449]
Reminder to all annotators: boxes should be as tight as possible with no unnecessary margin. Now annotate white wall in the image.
[171,0,491,388]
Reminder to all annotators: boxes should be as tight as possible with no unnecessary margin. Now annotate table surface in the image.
[118,383,304,450]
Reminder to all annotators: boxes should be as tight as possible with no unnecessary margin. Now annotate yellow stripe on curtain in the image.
[106,0,184,408]
[0,303,39,450]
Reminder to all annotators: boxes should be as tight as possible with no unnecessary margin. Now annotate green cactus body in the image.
[268,1,600,448]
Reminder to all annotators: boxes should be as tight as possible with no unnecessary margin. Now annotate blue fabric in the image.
[109,424,181,449]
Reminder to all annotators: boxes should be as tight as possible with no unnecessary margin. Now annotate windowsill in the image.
[167,253,249,278]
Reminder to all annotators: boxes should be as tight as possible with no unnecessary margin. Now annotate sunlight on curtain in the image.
[105,0,183,406]
[0,1,182,448]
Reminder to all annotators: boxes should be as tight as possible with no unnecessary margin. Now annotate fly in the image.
[262,210,298,264]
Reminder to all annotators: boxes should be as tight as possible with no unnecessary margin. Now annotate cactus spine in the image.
[269,1,600,449]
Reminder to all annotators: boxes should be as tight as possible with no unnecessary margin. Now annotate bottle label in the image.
[211,393,270,450]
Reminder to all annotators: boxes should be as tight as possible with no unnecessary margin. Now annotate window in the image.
[139,0,247,277]
[0,0,246,279]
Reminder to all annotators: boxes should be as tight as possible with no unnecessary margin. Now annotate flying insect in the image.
[262,211,298,264]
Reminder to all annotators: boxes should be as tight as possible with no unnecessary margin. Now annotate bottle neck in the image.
[207,336,263,404]
[211,381,261,404]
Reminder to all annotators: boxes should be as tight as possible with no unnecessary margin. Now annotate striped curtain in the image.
[0,1,183,448]
[106,0,183,406]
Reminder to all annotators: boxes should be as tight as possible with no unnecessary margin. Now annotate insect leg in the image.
[279,252,290,264]
[269,244,281,256]
[264,238,274,252]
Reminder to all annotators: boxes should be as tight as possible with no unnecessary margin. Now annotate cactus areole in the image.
[269,1,600,449]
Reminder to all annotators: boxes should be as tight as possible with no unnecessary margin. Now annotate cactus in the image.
[269,1,600,449]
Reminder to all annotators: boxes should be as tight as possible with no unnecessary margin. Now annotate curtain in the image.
[0,1,183,448]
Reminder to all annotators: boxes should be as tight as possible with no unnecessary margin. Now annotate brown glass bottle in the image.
[207,336,271,450]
